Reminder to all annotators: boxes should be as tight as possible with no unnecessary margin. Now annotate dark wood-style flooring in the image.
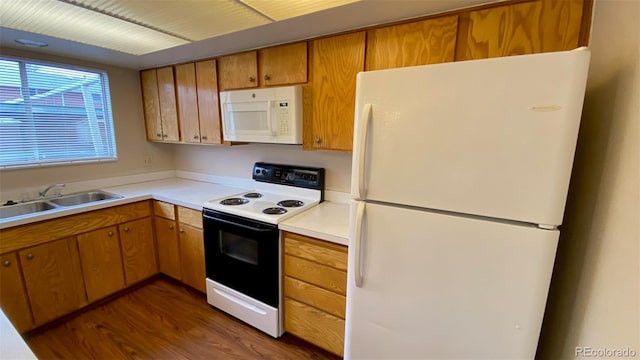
[25,277,340,359]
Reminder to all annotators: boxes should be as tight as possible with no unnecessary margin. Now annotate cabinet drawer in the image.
[178,207,202,229]
[154,201,175,220]
[284,298,345,356]
[284,276,345,318]
[283,232,347,270]
[284,255,346,295]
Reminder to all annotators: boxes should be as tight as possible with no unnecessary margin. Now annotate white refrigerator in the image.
[345,48,591,359]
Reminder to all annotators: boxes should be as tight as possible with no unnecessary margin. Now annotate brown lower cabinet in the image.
[20,237,88,327]
[0,201,156,333]
[283,231,348,356]
[154,201,206,293]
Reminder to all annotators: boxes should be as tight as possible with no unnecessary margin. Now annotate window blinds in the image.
[0,57,117,169]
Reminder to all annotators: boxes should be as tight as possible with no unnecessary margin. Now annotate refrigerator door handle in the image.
[355,103,373,199]
[354,201,366,287]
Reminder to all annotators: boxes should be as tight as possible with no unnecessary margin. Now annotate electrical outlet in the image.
[143,155,152,166]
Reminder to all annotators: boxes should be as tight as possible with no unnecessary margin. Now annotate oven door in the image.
[203,209,279,307]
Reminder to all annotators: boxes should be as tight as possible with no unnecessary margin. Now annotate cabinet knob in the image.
[124,227,130,232]
[156,133,162,138]
[179,229,185,234]
[169,225,174,230]
[162,134,168,138]
[3,260,10,267]
[264,74,270,81]
[314,137,322,144]
[108,231,114,237]
[201,136,208,140]
[26,253,34,260]
[193,135,199,139]
[248,76,256,82]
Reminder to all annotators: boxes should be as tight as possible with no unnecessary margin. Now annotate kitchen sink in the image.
[0,201,58,219]
[0,190,123,220]
[49,190,123,206]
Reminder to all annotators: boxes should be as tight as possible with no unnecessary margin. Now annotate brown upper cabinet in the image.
[455,0,584,60]
[140,67,180,142]
[259,42,308,86]
[366,15,459,71]
[175,60,223,144]
[306,32,366,151]
[217,51,258,90]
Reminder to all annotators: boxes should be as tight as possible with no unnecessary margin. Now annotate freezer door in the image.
[345,201,559,359]
[351,49,590,226]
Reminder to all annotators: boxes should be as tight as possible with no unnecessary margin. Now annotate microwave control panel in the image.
[276,102,290,135]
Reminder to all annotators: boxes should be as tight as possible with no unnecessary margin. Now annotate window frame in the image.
[0,55,118,170]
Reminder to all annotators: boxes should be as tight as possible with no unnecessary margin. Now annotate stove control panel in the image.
[253,162,325,191]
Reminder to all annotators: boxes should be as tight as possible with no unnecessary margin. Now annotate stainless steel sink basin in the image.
[49,190,123,206]
[0,201,58,219]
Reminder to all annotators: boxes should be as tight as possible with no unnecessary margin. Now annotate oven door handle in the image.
[204,215,276,232]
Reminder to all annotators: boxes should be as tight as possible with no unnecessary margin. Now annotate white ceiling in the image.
[0,0,495,70]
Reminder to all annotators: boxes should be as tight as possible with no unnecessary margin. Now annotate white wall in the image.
[537,0,640,358]
[0,48,175,200]
[173,144,352,192]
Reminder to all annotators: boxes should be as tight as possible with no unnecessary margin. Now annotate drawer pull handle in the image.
[26,253,34,260]
[169,225,174,230]
[108,231,114,237]
[3,260,10,267]
[179,229,185,234]
[249,76,256,82]
[264,74,270,81]
[124,227,130,232]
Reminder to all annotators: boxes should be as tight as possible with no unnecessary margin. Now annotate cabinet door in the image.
[455,0,583,61]
[195,59,223,144]
[179,225,205,292]
[175,63,201,143]
[155,216,181,280]
[156,66,180,141]
[77,226,126,302]
[119,217,157,285]
[366,16,458,71]
[259,42,308,86]
[218,51,258,90]
[140,69,163,142]
[19,237,87,326]
[0,253,34,333]
[308,32,365,151]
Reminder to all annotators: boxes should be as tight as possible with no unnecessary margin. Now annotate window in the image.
[0,57,117,169]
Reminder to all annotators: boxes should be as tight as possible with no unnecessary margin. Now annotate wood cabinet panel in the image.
[259,42,308,86]
[0,252,34,332]
[284,298,345,356]
[218,51,258,90]
[19,237,87,326]
[284,233,347,271]
[140,69,162,141]
[156,66,180,141]
[178,206,202,229]
[195,59,223,144]
[0,201,151,254]
[308,32,365,151]
[455,0,583,61]
[155,216,181,280]
[284,255,347,295]
[175,63,201,143]
[153,201,175,220]
[179,224,205,292]
[119,217,157,285]
[366,15,458,70]
[284,276,346,319]
[77,226,126,302]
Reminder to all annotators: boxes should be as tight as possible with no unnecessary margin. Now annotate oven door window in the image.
[220,231,258,266]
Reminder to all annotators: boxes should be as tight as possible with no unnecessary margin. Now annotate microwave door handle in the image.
[266,100,277,135]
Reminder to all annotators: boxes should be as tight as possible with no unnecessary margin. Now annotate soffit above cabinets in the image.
[0,0,359,55]
[0,0,496,69]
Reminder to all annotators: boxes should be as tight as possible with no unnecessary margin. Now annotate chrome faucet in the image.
[39,183,66,197]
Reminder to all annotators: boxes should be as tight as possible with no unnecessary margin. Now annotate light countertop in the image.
[280,201,350,246]
[0,309,37,359]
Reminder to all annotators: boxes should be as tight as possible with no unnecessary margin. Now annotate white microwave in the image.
[220,86,303,144]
